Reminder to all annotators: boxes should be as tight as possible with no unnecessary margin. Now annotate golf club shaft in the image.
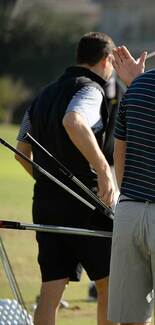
[26,132,114,216]
[146,51,155,60]
[0,220,112,238]
[0,138,95,211]
[0,237,27,310]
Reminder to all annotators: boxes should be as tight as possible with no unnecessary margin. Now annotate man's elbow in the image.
[15,141,32,162]
[15,152,24,167]
[63,113,77,132]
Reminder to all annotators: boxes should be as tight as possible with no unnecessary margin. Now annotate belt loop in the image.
[145,200,149,207]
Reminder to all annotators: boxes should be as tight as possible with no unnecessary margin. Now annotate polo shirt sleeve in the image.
[17,109,32,142]
[114,98,127,141]
[66,86,103,128]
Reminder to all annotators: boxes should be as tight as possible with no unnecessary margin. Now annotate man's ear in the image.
[100,55,112,70]
[108,53,114,63]
[100,57,107,68]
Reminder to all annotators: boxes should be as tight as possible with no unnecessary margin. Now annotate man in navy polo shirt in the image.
[108,46,155,324]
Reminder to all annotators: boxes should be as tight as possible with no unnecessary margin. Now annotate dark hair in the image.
[76,32,115,65]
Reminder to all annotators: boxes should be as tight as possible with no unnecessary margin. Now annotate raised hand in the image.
[112,46,147,86]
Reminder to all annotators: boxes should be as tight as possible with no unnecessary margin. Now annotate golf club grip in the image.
[0,220,25,230]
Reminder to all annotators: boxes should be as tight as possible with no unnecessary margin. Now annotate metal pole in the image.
[0,237,26,309]
[0,220,112,238]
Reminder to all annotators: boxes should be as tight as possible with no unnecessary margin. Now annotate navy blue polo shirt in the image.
[115,69,155,201]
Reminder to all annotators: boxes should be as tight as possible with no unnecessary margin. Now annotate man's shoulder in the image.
[77,77,105,94]
[132,69,155,85]
[77,84,103,98]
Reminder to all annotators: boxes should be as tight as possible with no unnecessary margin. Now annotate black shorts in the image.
[32,182,113,282]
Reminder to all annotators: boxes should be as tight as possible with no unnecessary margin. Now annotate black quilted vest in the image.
[29,66,108,187]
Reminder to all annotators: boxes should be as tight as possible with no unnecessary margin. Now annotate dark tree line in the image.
[0,1,98,123]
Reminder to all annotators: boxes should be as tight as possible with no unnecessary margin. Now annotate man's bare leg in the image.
[34,278,69,325]
[95,276,115,325]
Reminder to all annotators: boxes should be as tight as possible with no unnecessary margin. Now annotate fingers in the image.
[112,47,127,77]
[138,51,147,69]
[113,46,135,65]
[112,58,119,72]
[98,190,115,207]
[112,48,123,72]
[103,192,114,207]
[97,172,115,207]
[112,46,142,85]
[112,47,123,64]
[113,46,147,69]
[118,45,133,60]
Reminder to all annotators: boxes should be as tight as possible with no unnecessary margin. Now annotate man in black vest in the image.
[15,32,115,325]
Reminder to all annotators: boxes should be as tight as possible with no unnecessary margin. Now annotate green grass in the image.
[0,124,96,324]
[0,125,34,220]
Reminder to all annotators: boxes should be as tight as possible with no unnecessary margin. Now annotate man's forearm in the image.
[15,141,33,177]
[63,112,109,173]
[63,112,115,206]
[16,158,33,176]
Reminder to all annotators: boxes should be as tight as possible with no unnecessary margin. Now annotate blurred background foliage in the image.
[0,1,99,124]
[0,0,155,124]
[0,76,31,123]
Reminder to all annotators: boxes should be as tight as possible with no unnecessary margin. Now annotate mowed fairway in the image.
[0,124,96,324]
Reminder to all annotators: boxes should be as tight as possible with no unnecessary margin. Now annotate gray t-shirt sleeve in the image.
[17,110,32,142]
[17,86,103,142]
[66,86,103,128]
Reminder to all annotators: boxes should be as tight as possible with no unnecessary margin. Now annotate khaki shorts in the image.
[108,195,154,323]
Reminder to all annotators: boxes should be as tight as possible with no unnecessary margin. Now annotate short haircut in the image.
[76,32,115,65]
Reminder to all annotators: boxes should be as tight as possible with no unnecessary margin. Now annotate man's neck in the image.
[78,63,103,79]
